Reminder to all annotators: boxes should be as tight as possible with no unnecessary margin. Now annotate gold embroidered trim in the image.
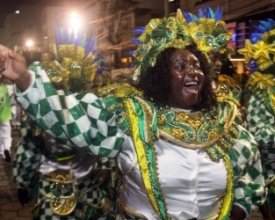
[157,99,237,150]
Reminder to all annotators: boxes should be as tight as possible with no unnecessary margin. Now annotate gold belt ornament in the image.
[43,170,77,215]
[41,169,104,216]
[51,194,77,216]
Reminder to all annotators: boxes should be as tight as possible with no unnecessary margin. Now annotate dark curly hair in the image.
[135,44,217,111]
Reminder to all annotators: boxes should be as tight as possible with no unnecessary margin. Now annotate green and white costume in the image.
[13,114,117,220]
[15,62,266,219]
[245,72,275,208]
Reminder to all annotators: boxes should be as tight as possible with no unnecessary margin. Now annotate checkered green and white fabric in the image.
[13,137,117,190]
[98,156,117,171]
[230,125,266,214]
[245,94,275,182]
[16,62,124,158]
[13,131,115,219]
[13,136,41,188]
[13,113,42,187]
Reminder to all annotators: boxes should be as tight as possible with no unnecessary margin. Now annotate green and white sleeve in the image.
[15,62,125,158]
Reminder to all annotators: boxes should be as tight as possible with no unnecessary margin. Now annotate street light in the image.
[69,12,82,31]
[25,39,34,61]
[26,39,34,48]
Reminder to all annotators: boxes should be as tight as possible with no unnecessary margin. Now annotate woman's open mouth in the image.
[184,81,199,94]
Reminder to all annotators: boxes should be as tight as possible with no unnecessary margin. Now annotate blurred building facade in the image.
[3,1,85,64]
[2,0,275,72]
[81,0,275,73]
[174,0,275,74]
[41,6,77,62]
[81,0,164,70]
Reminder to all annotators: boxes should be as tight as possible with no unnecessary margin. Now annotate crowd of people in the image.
[0,5,275,220]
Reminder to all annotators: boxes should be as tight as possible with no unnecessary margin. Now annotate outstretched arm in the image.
[0,45,31,91]
[1,45,125,158]
[14,61,124,157]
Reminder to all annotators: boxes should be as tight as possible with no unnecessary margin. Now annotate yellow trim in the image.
[218,152,234,220]
[125,99,160,216]
[56,154,75,161]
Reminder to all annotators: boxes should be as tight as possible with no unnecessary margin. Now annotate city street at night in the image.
[1,0,275,219]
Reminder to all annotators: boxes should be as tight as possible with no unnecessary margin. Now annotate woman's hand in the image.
[0,45,31,91]
[230,205,246,220]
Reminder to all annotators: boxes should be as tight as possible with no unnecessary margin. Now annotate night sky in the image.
[0,0,82,28]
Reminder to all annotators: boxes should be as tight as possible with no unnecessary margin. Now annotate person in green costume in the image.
[12,28,118,220]
[238,18,275,219]
[0,75,15,162]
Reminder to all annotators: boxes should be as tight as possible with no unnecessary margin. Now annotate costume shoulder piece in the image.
[245,71,275,115]
[97,83,159,143]
[97,82,143,99]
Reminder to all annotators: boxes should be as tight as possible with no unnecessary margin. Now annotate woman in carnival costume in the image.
[181,6,243,103]
[0,11,266,220]
[238,18,275,219]
[12,28,117,220]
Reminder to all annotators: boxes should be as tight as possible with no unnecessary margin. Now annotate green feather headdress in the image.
[43,27,102,92]
[132,16,192,81]
[131,7,232,81]
[181,6,233,55]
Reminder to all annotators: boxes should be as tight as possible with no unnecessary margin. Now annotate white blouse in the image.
[117,136,227,220]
